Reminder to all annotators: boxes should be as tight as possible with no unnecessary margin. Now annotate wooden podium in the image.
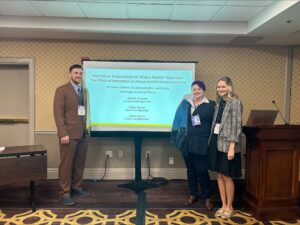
[243,125,300,220]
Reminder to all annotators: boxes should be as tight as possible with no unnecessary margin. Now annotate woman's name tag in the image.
[192,115,201,126]
[214,123,220,134]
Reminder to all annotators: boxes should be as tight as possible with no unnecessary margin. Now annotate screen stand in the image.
[118,136,159,193]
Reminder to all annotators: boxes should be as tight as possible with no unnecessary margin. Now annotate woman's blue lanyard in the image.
[192,100,198,112]
[191,100,201,126]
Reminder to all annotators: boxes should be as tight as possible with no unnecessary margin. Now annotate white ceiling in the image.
[0,0,300,45]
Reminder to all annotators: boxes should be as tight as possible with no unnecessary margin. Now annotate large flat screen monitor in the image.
[83,60,195,133]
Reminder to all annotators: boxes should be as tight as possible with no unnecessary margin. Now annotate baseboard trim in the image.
[47,168,245,180]
[47,168,188,180]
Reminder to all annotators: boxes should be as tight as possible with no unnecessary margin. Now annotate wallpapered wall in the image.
[291,47,300,124]
[1,40,298,130]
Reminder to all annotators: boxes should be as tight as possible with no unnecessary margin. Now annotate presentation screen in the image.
[83,60,195,133]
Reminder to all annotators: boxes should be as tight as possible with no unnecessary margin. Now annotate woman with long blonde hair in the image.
[208,76,243,219]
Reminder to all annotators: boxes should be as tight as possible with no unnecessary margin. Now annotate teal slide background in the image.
[85,67,193,131]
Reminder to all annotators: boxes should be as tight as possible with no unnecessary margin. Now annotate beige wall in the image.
[1,40,297,129]
[1,40,299,177]
[291,46,300,124]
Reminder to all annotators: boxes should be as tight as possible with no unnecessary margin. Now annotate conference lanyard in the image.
[191,100,201,126]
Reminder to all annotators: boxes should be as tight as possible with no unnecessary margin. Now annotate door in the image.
[0,59,34,147]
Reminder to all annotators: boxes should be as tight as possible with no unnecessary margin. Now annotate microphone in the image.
[272,100,289,125]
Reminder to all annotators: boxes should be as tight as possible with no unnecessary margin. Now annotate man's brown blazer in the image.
[54,82,87,139]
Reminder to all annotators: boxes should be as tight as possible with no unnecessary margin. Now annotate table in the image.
[0,145,47,211]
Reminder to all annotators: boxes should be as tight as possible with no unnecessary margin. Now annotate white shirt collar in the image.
[187,96,209,106]
[70,81,81,92]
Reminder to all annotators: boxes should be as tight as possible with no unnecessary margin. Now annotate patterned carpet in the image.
[1,180,299,224]
[1,209,300,225]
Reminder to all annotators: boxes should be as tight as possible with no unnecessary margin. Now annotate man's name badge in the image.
[214,123,220,134]
[78,106,85,116]
[192,114,201,126]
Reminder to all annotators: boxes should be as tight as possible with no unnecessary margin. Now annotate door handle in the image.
[0,118,29,124]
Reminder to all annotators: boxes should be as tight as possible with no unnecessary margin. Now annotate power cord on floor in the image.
[146,153,169,186]
[94,154,109,182]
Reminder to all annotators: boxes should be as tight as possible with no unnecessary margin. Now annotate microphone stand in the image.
[272,100,289,125]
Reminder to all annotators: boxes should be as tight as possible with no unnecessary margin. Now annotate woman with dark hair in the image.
[208,76,243,219]
[171,80,215,209]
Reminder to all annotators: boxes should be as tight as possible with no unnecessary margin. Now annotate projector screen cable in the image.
[94,154,109,182]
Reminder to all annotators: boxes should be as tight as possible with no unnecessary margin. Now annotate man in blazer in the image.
[54,64,90,206]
